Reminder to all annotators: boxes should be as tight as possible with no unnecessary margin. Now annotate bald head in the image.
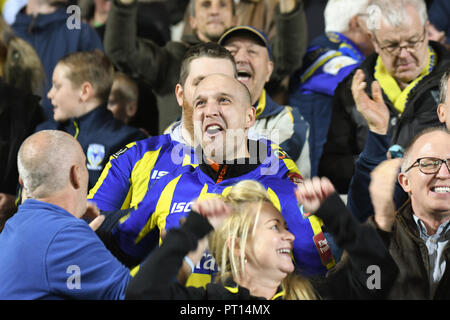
[18,130,86,199]
[192,73,256,162]
[194,73,253,108]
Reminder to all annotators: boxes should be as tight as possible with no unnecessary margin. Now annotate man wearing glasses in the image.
[370,127,450,299]
[319,0,450,194]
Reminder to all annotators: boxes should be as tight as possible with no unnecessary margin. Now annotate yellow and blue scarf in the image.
[374,46,436,114]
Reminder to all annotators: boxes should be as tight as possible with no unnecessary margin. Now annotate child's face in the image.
[47,63,82,122]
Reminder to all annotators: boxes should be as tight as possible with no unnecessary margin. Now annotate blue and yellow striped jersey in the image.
[88,134,196,211]
[112,143,335,287]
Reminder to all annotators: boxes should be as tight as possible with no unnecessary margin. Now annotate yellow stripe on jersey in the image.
[129,147,162,208]
[186,274,212,288]
[120,188,133,210]
[182,153,198,168]
[308,215,336,269]
[270,143,301,176]
[87,141,138,201]
[130,265,140,277]
[267,187,281,212]
[133,174,182,245]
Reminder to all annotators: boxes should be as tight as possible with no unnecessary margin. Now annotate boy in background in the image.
[37,50,148,189]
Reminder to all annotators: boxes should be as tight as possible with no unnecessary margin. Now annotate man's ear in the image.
[265,60,274,83]
[398,172,411,194]
[69,165,81,190]
[189,15,197,32]
[175,84,184,107]
[437,103,447,123]
[80,81,94,103]
[245,107,256,129]
[126,101,138,118]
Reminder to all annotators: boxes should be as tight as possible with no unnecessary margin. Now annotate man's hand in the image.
[294,177,335,213]
[351,69,390,135]
[83,202,105,231]
[369,158,402,232]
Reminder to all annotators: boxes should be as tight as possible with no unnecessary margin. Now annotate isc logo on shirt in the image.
[150,170,169,180]
[170,201,193,214]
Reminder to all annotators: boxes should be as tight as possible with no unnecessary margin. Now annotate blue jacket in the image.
[12,6,104,120]
[289,32,364,176]
[428,0,450,44]
[36,105,148,190]
[0,199,130,299]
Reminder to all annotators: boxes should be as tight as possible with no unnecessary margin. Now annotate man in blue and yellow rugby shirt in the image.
[106,74,337,287]
[88,43,238,211]
[89,41,304,211]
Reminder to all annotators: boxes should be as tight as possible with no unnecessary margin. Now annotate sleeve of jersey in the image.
[112,175,169,262]
[268,181,335,277]
[87,143,137,211]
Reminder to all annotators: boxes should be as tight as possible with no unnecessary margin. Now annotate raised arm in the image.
[295,177,398,299]
[104,0,187,95]
[268,0,307,88]
[125,198,232,299]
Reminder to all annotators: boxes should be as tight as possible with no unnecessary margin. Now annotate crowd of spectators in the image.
[0,0,448,302]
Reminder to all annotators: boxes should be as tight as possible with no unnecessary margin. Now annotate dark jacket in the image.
[319,41,450,193]
[125,193,398,300]
[104,0,307,134]
[35,105,147,190]
[12,6,104,120]
[377,200,450,299]
[347,131,410,223]
[0,78,44,194]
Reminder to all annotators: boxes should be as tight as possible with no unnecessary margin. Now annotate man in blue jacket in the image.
[0,130,131,299]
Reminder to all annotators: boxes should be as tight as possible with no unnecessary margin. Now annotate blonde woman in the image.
[126,178,398,300]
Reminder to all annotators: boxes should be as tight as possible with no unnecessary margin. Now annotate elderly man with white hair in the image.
[288,0,373,178]
[320,0,450,194]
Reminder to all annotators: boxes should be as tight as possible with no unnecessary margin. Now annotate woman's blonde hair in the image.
[209,180,317,300]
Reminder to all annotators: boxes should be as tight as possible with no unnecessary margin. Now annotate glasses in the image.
[404,157,450,174]
[374,27,426,55]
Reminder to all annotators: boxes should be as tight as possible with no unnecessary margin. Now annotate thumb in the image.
[89,214,105,231]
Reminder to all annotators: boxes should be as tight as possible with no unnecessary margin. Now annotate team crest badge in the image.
[87,144,105,170]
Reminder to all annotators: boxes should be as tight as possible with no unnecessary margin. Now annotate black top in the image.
[125,192,399,300]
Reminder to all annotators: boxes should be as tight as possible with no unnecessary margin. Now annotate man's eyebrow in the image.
[192,76,205,86]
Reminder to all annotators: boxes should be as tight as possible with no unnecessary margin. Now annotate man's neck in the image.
[413,211,450,235]
[180,122,194,146]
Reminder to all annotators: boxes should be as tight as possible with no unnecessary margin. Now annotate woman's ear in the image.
[227,236,242,258]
